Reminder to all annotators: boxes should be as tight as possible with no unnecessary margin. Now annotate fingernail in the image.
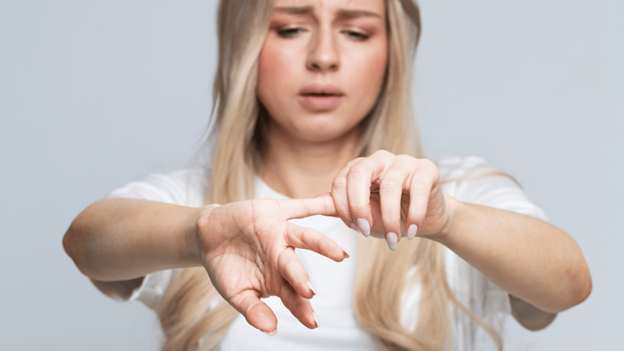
[306,281,316,295]
[356,218,370,237]
[407,224,418,240]
[313,312,320,328]
[263,329,278,336]
[349,223,361,234]
[386,232,398,251]
[338,245,350,259]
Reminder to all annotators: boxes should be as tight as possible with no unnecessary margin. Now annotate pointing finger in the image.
[280,197,337,219]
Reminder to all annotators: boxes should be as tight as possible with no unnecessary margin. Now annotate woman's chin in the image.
[291,126,357,144]
[284,118,360,144]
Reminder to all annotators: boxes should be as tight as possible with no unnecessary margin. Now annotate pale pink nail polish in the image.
[263,329,278,336]
[386,232,398,251]
[313,312,320,328]
[350,223,361,234]
[356,218,371,237]
[407,224,418,240]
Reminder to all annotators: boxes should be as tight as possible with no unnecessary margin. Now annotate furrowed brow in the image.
[339,10,381,19]
[274,6,313,14]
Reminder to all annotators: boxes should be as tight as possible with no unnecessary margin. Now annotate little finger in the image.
[229,290,278,335]
[279,280,319,329]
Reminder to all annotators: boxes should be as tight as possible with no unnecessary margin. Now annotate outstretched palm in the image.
[195,197,347,334]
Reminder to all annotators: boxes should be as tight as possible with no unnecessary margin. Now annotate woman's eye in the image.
[277,28,306,38]
[343,30,369,41]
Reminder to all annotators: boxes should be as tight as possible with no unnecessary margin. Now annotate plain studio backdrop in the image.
[1,1,622,350]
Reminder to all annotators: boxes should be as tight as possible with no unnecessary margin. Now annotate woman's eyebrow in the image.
[338,10,382,19]
[274,6,313,14]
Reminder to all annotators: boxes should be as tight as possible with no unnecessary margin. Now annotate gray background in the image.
[1,0,622,350]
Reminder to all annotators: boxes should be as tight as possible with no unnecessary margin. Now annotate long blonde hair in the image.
[157,1,502,350]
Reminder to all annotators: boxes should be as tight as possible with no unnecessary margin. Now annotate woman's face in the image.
[257,0,388,143]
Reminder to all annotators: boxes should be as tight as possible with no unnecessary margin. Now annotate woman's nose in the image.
[306,26,340,72]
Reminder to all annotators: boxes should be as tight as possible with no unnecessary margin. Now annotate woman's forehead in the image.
[273,0,385,14]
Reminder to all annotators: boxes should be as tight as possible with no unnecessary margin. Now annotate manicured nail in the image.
[386,232,398,251]
[313,312,320,328]
[407,224,418,240]
[263,329,278,336]
[356,218,371,237]
[349,223,361,234]
[338,245,350,259]
[306,281,316,295]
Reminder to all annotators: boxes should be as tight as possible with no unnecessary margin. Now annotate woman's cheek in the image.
[347,48,387,111]
[258,41,301,106]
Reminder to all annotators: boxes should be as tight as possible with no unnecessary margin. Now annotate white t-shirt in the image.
[108,155,548,351]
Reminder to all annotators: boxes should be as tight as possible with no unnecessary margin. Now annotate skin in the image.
[63,0,592,338]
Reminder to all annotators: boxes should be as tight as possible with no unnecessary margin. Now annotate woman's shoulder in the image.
[108,168,207,207]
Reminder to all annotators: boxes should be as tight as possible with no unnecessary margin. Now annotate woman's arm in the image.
[331,151,592,319]
[63,196,347,334]
[435,198,591,314]
[63,198,203,282]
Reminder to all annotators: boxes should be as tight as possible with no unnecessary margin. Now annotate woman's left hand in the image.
[330,150,457,250]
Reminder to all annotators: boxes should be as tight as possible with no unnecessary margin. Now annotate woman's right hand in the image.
[194,197,347,335]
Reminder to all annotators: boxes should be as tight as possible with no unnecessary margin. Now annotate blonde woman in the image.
[63,0,591,350]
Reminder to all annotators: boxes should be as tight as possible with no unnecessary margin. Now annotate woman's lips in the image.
[297,85,345,111]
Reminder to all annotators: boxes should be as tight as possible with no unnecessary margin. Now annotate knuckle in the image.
[281,255,299,272]
[373,150,393,158]
[395,154,412,163]
[348,157,364,166]
[347,164,369,177]
[380,177,402,193]
[332,176,347,190]
[411,181,430,193]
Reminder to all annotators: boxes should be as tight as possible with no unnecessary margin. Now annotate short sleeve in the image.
[108,168,206,208]
[439,155,547,222]
[128,269,177,309]
[106,169,206,309]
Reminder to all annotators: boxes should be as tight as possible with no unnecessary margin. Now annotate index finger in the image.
[280,196,337,219]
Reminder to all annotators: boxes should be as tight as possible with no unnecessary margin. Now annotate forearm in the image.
[434,198,591,313]
[63,198,203,281]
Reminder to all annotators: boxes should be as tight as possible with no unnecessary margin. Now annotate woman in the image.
[63,0,592,350]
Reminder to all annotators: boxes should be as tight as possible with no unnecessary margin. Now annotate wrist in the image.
[180,206,205,267]
[189,204,221,266]
[433,195,462,243]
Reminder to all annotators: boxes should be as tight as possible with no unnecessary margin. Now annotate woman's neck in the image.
[260,124,359,199]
